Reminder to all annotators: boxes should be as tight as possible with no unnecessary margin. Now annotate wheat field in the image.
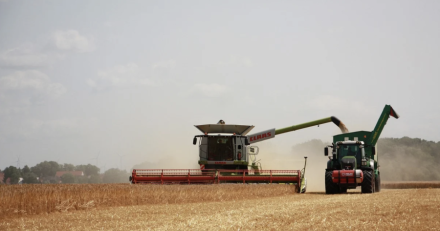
[1,183,439,230]
[0,184,296,218]
[382,181,440,189]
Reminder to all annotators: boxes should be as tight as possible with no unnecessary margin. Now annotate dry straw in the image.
[1,188,440,230]
[0,184,296,219]
[382,181,440,189]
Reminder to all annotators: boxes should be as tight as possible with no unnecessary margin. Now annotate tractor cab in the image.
[333,141,366,170]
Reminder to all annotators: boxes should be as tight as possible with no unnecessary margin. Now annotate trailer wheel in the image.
[361,170,375,194]
[375,172,381,192]
[325,171,339,194]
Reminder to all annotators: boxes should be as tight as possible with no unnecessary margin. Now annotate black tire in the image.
[375,172,381,192]
[325,171,339,194]
[340,187,347,193]
[362,170,375,194]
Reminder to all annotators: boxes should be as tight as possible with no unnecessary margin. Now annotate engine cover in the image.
[341,156,356,170]
[332,170,363,184]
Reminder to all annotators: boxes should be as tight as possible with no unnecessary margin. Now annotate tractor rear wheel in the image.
[325,171,339,194]
[361,170,375,193]
[375,172,381,192]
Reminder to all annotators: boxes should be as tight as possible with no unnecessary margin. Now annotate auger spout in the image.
[275,116,348,135]
[248,116,349,144]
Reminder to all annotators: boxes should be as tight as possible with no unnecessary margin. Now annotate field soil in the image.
[1,184,439,230]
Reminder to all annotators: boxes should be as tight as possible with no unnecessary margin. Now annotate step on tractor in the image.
[131,116,348,193]
[324,105,399,194]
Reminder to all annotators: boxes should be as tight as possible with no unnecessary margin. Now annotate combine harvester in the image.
[131,116,348,193]
[324,105,399,194]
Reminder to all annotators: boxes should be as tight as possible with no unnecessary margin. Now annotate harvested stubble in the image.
[382,181,440,189]
[1,188,440,230]
[0,184,296,219]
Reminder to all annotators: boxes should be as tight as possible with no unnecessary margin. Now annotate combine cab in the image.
[194,121,254,171]
[131,117,348,193]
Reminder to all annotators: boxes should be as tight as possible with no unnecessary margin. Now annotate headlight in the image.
[361,159,366,166]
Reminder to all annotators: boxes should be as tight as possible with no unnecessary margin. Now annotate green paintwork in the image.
[275,117,334,135]
[300,177,306,192]
[328,105,399,190]
[198,160,248,165]
[333,131,374,162]
[341,156,357,169]
[332,105,399,166]
[233,161,248,165]
[369,105,399,146]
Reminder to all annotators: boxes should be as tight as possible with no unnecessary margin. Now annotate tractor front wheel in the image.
[340,187,347,193]
[361,170,375,194]
[325,171,339,194]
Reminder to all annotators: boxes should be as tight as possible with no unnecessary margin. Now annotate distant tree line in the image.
[290,137,440,181]
[379,137,440,181]
[1,161,129,184]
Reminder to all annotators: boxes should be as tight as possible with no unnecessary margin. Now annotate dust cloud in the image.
[132,155,199,170]
[258,137,440,190]
[379,137,440,181]
[131,137,440,190]
[256,139,330,192]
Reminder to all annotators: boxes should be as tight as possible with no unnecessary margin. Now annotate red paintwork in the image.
[131,169,301,185]
[332,170,363,184]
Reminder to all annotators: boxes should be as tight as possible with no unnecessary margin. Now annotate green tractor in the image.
[324,105,399,194]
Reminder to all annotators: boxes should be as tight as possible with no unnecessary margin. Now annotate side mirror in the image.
[248,146,259,155]
[193,137,197,145]
[324,147,328,156]
[372,147,376,155]
[245,138,250,146]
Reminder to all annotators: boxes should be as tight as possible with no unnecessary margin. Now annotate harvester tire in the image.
[375,173,381,192]
[361,170,375,194]
[325,171,339,194]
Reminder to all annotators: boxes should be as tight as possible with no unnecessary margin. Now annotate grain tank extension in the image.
[324,105,399,194]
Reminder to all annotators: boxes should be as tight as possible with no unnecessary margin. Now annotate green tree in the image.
[103,168,128,183]
[22,172,39,184]
[60,173,75,183]
[75,175,89,184]
[3,166,21,184]
[61,163,75,171]
[75,164,100,176]
[31,161,60,177]
[378,137,440,181]
[88,174,102,184]
[22,165,31,174]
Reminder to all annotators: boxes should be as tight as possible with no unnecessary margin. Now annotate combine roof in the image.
[195,124,255,135]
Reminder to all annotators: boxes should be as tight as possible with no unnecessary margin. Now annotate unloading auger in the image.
[130,116,348,193]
